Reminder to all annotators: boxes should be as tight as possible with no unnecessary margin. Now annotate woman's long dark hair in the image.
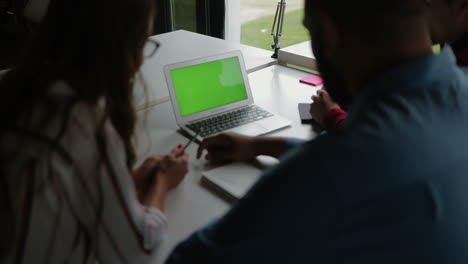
[0,0,155,262]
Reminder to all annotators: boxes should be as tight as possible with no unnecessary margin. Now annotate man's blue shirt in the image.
[167,48,468,263]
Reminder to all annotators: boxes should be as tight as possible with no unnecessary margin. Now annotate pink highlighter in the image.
[300,74,323,86]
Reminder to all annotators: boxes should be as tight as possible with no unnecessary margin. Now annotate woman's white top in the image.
[2,82,166,263]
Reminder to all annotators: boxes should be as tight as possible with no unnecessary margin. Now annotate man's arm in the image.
[169,140,336,263]
[254,137,305,158]
[197,133,305,162]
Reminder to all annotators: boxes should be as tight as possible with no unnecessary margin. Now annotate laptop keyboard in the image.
[187,105,274,137]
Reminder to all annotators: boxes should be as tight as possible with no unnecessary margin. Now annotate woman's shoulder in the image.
[3,80,124,167]
[49,81,114,139]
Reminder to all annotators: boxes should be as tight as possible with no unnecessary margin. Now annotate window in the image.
[240,0,310,51]
[154,0,225,39]
[172,0,197,32]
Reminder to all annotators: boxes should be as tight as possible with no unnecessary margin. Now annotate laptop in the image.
[164,50,290,139]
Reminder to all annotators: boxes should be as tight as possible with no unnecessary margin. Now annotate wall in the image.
[225,0,240,43]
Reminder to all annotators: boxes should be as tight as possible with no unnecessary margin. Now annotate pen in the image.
[183,129,202,150]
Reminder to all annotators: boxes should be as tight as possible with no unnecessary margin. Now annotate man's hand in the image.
[310,88,341,127]
[197,132,257,162]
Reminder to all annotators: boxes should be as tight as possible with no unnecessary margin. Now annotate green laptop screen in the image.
[170,56,248,117]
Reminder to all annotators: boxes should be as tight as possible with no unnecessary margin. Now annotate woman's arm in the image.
[67,111,187,263]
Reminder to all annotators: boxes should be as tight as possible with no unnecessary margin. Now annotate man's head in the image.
[430,0,468,44]
[303,0,433,106]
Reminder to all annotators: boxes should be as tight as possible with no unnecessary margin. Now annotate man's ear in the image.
[320,14,341,58]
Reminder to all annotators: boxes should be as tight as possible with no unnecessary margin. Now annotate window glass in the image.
[241,0,310,51]
[173,0,197,32]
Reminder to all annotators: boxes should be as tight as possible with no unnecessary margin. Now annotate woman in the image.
[0,0,188,263]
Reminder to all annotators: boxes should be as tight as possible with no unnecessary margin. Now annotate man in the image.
[312,0,468,130]
[167,0,468,263]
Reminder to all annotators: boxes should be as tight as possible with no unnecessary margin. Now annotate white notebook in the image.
[202,162,263,201]
[201,157,279,202]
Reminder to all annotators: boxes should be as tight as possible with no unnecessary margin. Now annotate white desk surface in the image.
[134,30,277,109]
[133,64,322,263]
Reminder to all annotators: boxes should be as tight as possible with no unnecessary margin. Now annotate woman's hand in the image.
[140,146,189,211]
[156,146,189,191]
[134,146,189,211]
[133,155,164,202]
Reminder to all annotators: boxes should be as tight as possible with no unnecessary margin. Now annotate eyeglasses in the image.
[144,39,160,58]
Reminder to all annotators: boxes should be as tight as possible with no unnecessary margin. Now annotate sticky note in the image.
[300,74,323,86]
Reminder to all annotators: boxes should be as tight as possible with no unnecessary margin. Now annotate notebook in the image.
[164,51,290,140]
[201,162,263,202]
[201,157,280,202]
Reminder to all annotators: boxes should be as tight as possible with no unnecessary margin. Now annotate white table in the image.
[134,62,321,263]
[130,30,323,263]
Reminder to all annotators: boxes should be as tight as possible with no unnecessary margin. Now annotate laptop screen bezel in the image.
[164,50,254,125]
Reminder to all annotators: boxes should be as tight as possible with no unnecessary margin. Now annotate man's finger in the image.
[197,139,209,160]
[197,138,216,159]
[196,135,225,159]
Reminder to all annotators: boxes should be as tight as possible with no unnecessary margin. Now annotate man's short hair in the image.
[305,0,431,43]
